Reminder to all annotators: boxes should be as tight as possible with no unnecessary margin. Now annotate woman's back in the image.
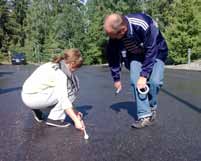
[22,62,65,94]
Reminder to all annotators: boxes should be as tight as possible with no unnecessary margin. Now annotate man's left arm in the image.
[140,24,159,78]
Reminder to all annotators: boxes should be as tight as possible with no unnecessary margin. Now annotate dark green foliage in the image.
[164,0,201,64]
[0,0,201,64]
[0,0,18,53]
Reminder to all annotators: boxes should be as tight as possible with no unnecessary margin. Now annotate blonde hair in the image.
[52,48,83,68]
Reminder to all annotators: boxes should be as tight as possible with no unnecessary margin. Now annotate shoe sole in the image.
[46,122,71,128]
[131,120,154,129]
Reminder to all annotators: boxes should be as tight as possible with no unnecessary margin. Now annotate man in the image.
[104,13,168,128]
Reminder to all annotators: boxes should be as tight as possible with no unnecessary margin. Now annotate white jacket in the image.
[22,62,79,110]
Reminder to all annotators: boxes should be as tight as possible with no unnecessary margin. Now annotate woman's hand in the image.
[65,108,85,131]
[76,111,83,120]
[75,112,85,130]
[74,119,85,131]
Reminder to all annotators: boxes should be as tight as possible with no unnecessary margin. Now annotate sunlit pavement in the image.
[0,64,201,161]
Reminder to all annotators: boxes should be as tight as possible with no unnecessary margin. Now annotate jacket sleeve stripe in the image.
[128,18,149,31]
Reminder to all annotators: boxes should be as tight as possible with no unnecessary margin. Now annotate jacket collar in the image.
[124,16,133,37]
[59,60,72,79]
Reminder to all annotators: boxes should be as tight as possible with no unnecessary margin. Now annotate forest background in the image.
[0,0,201,65]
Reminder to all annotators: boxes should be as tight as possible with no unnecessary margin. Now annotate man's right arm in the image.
[106,39,122,82]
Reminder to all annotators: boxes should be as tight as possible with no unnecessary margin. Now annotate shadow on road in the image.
[0,72,14,77]
[63,105,93,123]
[76,105,93,117]
[0,87,22,95]
[41,105,93,123]
[161,88,201,114]
[110,101,137,120]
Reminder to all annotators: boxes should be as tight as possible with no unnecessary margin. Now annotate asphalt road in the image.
[0,64,201,161]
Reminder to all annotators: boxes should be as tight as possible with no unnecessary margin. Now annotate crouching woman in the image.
[21,48,85,130]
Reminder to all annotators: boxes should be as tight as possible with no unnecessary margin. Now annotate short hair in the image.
[104,13,125,33]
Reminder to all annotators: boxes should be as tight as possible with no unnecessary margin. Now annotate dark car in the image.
[11,52,26,65]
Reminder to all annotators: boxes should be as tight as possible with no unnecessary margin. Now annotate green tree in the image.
[51,0,85,49]
[11,0,28,47]
[81,0,108,64]
[0,0,18,54]
[164,0,201,64]
[25,0,53,62]
[24,0,86,62]
[82,0,139,64]
[145,0,174,31]
[1,0,200,64]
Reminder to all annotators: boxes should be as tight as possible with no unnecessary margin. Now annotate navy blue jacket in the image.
[106,13,168,82]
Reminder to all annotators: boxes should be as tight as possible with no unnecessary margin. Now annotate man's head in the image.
[104,13,127,39]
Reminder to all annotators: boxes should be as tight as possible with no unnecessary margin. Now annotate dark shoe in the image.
[45,118,71,128]
[131,116,153,129]
[31,109,44,123]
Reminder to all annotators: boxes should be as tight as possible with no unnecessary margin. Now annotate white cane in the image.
[83,128,89,140]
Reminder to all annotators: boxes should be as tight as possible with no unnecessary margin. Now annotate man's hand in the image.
[114,81,122,91]
[137,76,147,89]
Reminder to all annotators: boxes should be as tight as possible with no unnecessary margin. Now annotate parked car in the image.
[11,52,26,65]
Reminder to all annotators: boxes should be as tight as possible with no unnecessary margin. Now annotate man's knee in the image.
[148,78,163,87]
[130,61,141,86]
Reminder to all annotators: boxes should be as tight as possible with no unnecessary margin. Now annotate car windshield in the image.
[12,53,25,58]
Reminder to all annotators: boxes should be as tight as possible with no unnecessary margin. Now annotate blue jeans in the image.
[130,59,165,119]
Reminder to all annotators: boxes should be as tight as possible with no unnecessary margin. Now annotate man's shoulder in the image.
[125,13,152,22]
[126,13,145,18]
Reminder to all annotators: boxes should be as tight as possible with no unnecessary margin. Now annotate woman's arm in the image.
[65,107,84,131]
[54,70,85,130]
